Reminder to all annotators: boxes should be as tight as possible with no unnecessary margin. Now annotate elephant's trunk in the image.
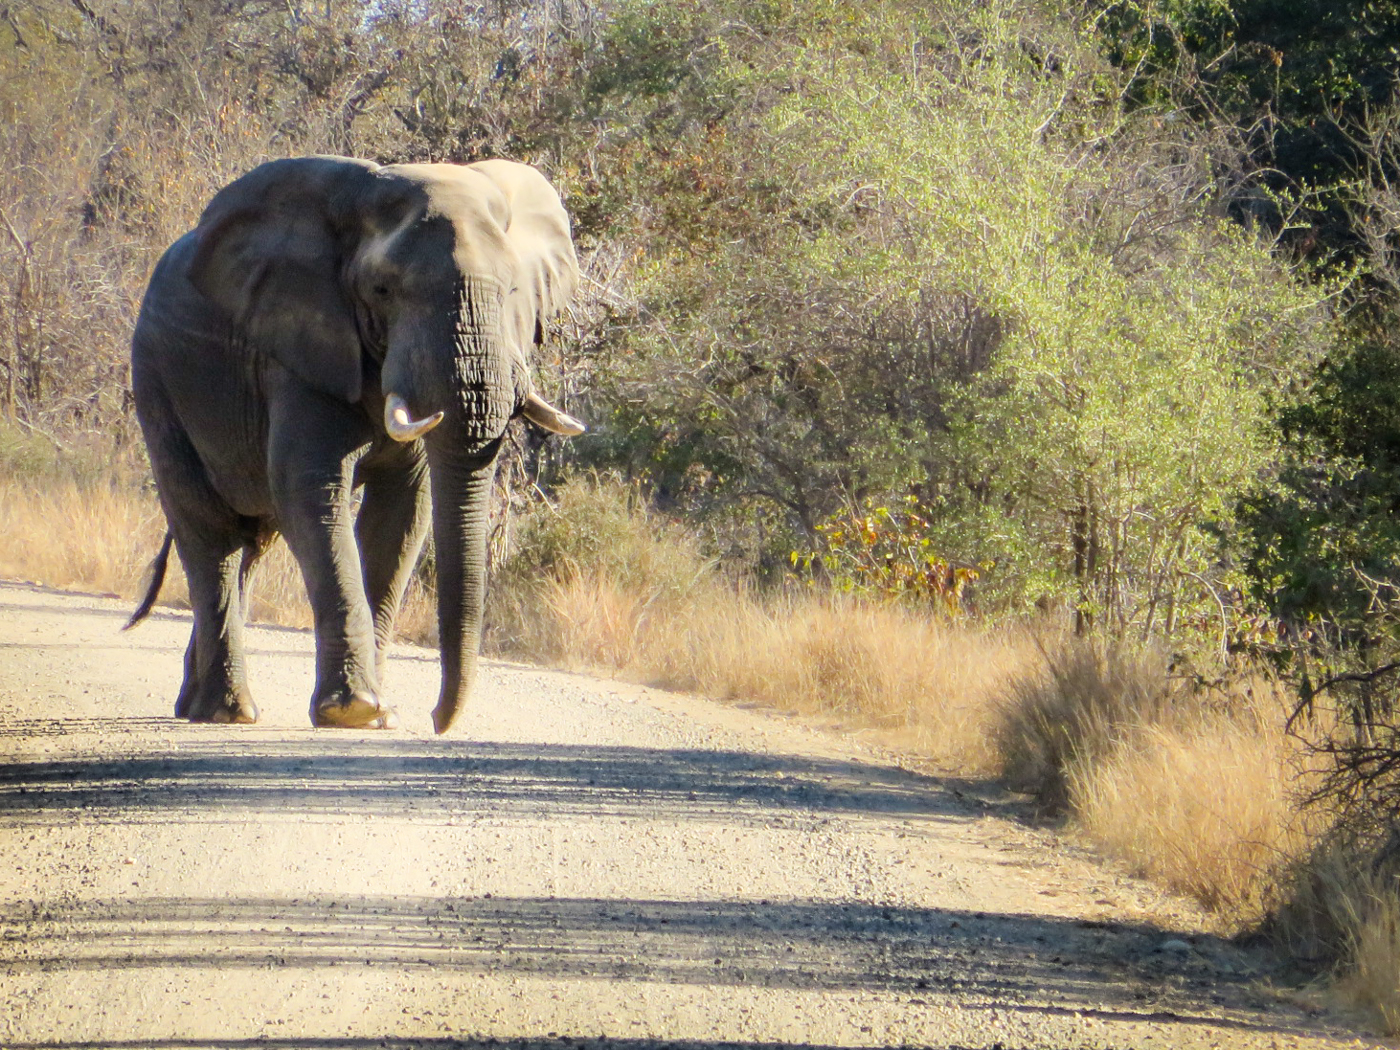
[419,279,512,735]
[425,441,498,734]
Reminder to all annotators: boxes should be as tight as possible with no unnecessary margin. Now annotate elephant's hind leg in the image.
[138,388,260,725]
[178,536,260,724]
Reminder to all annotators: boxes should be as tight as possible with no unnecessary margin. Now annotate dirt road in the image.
[0,580,1377,1049]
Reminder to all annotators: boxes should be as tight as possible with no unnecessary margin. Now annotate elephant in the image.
[124,156,584,734]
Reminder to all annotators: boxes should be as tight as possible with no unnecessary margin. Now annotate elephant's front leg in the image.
[269,401,394,729]
[355,446,430,681]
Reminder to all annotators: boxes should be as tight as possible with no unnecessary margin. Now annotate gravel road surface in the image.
[0,580,1378,1049]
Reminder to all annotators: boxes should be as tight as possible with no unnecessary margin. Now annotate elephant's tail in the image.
[123,532,173,631]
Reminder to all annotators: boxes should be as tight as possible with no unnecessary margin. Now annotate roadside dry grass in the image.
[0,476,175,602]
[0,473,314,629]
[1071,702,1312,921]
[0,423,438,632]
[524,568,1034,772]
[486,475,1041,771]
[994,642,1180,813]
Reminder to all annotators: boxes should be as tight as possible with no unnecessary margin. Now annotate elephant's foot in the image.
[174,685,196,719]
[311,691,399,729]
[184,686,259,725]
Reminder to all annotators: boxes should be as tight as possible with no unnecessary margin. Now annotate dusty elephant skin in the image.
[0,584,1380,1048]
[126,157,584,734]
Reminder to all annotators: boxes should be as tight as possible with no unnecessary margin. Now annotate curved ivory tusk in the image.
[521,392,586,436]
[384,393,444,442]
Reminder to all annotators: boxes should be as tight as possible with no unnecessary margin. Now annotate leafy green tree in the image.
[1235,338,1400,647]
[585,1,1337,634]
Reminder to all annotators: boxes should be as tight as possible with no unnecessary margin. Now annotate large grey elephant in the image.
[126,156,583,734]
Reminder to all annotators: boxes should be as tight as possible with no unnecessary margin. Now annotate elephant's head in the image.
[186,155,583,733]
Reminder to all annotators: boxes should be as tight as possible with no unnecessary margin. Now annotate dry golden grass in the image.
[1331,867,1400,1034]
[0,477,178,601]
[486,474,1043,767]
[1070,703,1311,922]
[1269,839,1400,1035]
[993,641,1178,812]
[1338,881,1400,1034]
[994,639,1321,925]
[645,588,1036,771]
[244,542,314,629]
[503,564,1039,772]
[0,475,325,630]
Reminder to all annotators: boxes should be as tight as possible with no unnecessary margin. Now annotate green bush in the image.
[590,0,1338,640]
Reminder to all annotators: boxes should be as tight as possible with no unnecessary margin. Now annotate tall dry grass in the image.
[1071,704,1312,921]
[0,474,173,599]
[530,568,1037,770]
[0,472,328,628]
[993,642,1178,812]
[1266,790,1400,1035]
[1338,879,1400,1033]
[488,475,1042,769]
[987,636,1323,928]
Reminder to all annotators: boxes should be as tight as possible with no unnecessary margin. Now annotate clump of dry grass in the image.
[641,590,1036,770]
[0,476,177,601]
[991,636,1322,926]
[1336,873,1400,1034]
[1267,835,1400,1034]
[487,473,711,658]
[1070,697,1311,921]
[992,641,1180,812]
[0,470,320,631]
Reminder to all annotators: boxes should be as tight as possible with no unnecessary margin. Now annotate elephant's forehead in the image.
[377,164,513,278]
[381,164,509,229]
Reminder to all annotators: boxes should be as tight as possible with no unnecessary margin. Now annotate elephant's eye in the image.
[372,285,391,299]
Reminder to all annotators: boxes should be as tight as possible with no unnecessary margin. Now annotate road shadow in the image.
[0,894,1327,1039]
[0,736,971,827]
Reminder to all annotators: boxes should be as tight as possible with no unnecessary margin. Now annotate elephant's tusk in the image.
[521,391,586,436]
[384,393,444,442]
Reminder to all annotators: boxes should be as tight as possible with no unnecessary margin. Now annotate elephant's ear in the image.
[466,159,580,364]
[186,158,375,404]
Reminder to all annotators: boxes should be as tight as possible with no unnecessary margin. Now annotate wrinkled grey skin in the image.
[128,156,582,734]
